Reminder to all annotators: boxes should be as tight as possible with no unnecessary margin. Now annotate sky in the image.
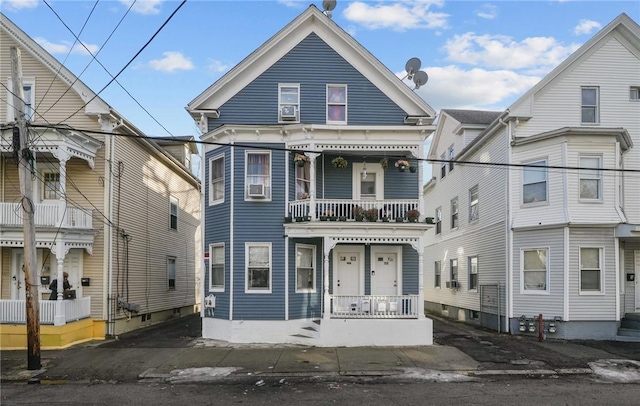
[2,0,640,169]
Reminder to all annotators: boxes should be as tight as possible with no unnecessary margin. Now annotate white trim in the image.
[208,153,225,206]
[245,242,272,294]
[244,149,272,201]
[370,245,402,295]
[209,243,225,292]
[578,246,605,295]
[520,247,550,295]
[564,227,570,321]
[295,243,317,293]
[333,245,365,296]
[615,238,620,320]
[351,162,384,200]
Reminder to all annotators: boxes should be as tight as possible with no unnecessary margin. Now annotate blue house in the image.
[187,5,436,346]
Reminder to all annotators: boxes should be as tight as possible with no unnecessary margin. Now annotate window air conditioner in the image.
[248,183,266,198]
[450,280,460,289]
[280,105,297,120]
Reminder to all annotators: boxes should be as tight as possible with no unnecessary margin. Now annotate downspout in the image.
[562,142,570,322]
[229,141,234,321]
[501,113,511,333]
[105,120,117,336]
[200,142,206,318]
[285,147,289,321]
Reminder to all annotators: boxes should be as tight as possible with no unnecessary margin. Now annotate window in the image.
[210,244,224,291]
[360,172,376,199]
[523,160,547,204]
[580,247,602,292]
[246,243,271,292]
[440,153,446,178]
[43,172,60,200]
[169,196,178,230]
[522,249,548,292]
[581,87,599,123]
[631,87,640,101]
[469,185,479,222]
[468,256,478,290]
[167,256,176,290]
[6,78,35,122]
[434,261,441,288]
[209,155,224,205]
[435,207,442,234]
[296,244,316,292]
[296,159,310,200]
[448,145,455,171]
[450,258,458,281]
[579,155,602,200]
[279,84,299,122]
[327,85,347,123]
[246,151,271,200]
[450,197,459,229]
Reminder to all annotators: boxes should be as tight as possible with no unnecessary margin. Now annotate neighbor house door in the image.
[635,250,640,312]
[333,247,364,296]
[370,246,402,296]
[11,250,26,300]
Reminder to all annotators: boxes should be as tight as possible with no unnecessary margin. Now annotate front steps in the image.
[617,313,640,342]
[290,318,321,344]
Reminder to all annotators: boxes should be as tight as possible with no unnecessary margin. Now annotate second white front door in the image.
[370,246,401,295]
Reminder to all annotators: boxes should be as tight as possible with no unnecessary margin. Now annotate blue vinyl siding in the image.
[232,143,287,320]
[203,146,231,319]
[402,246,419,295]
[288,238,323,320]
[208,33,406,131]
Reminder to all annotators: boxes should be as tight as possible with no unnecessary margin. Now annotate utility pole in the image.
[11,46,41,370]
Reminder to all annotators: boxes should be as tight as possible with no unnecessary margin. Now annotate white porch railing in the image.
[331,295,419,318]
[0,202,93,229]
[289,199,419,221]
[0,297,91,325]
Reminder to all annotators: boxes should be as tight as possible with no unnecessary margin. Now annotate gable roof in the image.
[442,109,503,126]
[509,13,640,115]
[187,4,435,123]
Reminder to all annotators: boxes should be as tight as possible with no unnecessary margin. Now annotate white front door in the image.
[635,250,640,311]
[370,247,401,295]
[11,250,25,300]
[333,248,363,296]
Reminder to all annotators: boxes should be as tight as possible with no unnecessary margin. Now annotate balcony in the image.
[0,297,91,325]
[288,199,419,222]
[331,295,419,318]
[0,202,93,229]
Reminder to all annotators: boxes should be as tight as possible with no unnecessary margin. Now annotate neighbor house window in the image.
[210,244,224,291]
[169,196,178,230]
[43,172,60,200]
[6,78,35,122]
[448,145,455,171]
[450,258,458,281]
[579,155,602,200]
[581,86,599,123]
[631,87,640,101]
[167,256,176,290]
[296,244,316,292]
[296,158,310,200]
[209,155,224,205]
[523,160,547,204]
[246,243,271,292]
[469,185,479,222]
[279,84,299,122]
[522,249,548,292]
[435,261,441,288]
[246,151,271,200]
[451,197,459,229]
[435,207,442,234]
[327,85,346,123]
[469,256,478,290]
[580,247,602,293]
[440,153,446,178]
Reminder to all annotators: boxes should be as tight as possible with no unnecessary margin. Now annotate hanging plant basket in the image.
[380,157,389,171]
[332,156,348,170]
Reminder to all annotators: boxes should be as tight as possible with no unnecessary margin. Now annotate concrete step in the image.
[620,318,640,330]
[617,327,640,338]
[622,313,640,322]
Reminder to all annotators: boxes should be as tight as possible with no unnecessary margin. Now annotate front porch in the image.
[331,294,419,318]
[0,297,91,325]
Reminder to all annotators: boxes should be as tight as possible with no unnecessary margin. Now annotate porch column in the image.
[57,156,68,227]
[54,256,65,325]
[306,153,320,221]
[418,250,425,320]
[323,251,330,320]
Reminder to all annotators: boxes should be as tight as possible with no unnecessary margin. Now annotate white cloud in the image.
[476,4,497,20]
[119,0,163,15]
[1,0,38,11]
[148,51,194,72]
[442,32,580,71]
[207,59,228,74]
[343,1,449,31]
[410,65,541,110]
[35,37,99,56]
[573,19,601,35]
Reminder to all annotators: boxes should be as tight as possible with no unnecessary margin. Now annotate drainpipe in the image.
[499,112,510,334]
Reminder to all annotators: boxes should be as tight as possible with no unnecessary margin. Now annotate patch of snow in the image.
[588,359,640,383]
[167,367,240,383]
[398,368,477,382]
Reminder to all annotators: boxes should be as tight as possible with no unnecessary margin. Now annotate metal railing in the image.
[0,297,91,325]
[330,295,419,318]
[289,199,419,221]
[0,202,92,229]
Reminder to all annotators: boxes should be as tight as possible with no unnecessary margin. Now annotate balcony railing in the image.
[0,297,91,325]
[331,295,419,318]
[0,202,92,229]
[289,199,419,221]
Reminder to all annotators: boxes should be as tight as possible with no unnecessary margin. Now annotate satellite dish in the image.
[413,71,429,89]
[405,57,421,80]
[323,0,337,11]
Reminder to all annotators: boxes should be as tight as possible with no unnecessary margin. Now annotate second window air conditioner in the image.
[248,183,266,198]
[280,105,297,120]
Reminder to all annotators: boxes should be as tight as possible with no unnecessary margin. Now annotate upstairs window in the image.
[448,145,455,171]
[434,261,441,288]
[630,87,639,101]
[327,85,347,124]
[209,155,224,205]
[435,207,442,234]
[579,155,602,200]
[43,172,60,200]
[6,78,35,122]
[523,160,548,204]
[440,153,446,179]
[296,158,310,200]
[450,197,459,229]
[581,87,599,124]
[450,258,458,281]
[210,244,225,291]
[468,256,478,290]
[169,196,178,230]
[246,151,271,200]
[469,185,479,222]
[279,84,299,122]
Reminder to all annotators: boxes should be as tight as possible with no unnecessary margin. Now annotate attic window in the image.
[327,85,346,124]
[279,84,299,122]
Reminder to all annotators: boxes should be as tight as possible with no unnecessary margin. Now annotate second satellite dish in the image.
[323,0,337,17]
[413,71,429,89]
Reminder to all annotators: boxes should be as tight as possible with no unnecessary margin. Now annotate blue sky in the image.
[3,0,639,141]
